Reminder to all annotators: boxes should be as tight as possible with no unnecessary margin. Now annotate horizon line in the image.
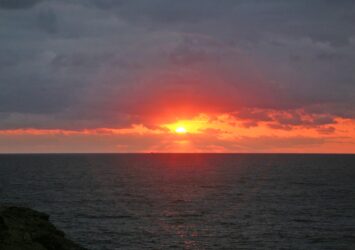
[0,152,354,155]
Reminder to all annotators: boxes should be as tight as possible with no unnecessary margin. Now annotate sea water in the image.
[0,154,354,249]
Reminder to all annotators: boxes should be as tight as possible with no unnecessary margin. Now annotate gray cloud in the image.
[0,0,354,129]
[0,0,42,9]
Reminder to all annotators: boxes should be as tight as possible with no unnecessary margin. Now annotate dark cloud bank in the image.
[0,0,354,129]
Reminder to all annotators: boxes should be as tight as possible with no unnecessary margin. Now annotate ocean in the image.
[0,154,354,249]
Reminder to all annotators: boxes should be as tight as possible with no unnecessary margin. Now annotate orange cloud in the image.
[0,111,354,153]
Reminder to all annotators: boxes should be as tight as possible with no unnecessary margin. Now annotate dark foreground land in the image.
[0,206,85,250]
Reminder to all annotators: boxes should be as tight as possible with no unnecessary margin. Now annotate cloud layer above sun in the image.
[0,0,354,152]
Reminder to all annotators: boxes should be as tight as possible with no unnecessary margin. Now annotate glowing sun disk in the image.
[175,126,187,134]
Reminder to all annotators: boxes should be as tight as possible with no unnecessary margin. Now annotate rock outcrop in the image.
[0,206,86,250]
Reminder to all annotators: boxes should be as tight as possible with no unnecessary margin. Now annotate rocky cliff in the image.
[0,206,86,250]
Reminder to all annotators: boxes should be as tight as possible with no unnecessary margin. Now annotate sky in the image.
[0,0,355,153]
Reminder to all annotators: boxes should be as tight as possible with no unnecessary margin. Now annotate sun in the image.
[162,115,211,134]
[175,126,187,134]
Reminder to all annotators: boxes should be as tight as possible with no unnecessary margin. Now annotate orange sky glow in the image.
[1,111,354,153]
